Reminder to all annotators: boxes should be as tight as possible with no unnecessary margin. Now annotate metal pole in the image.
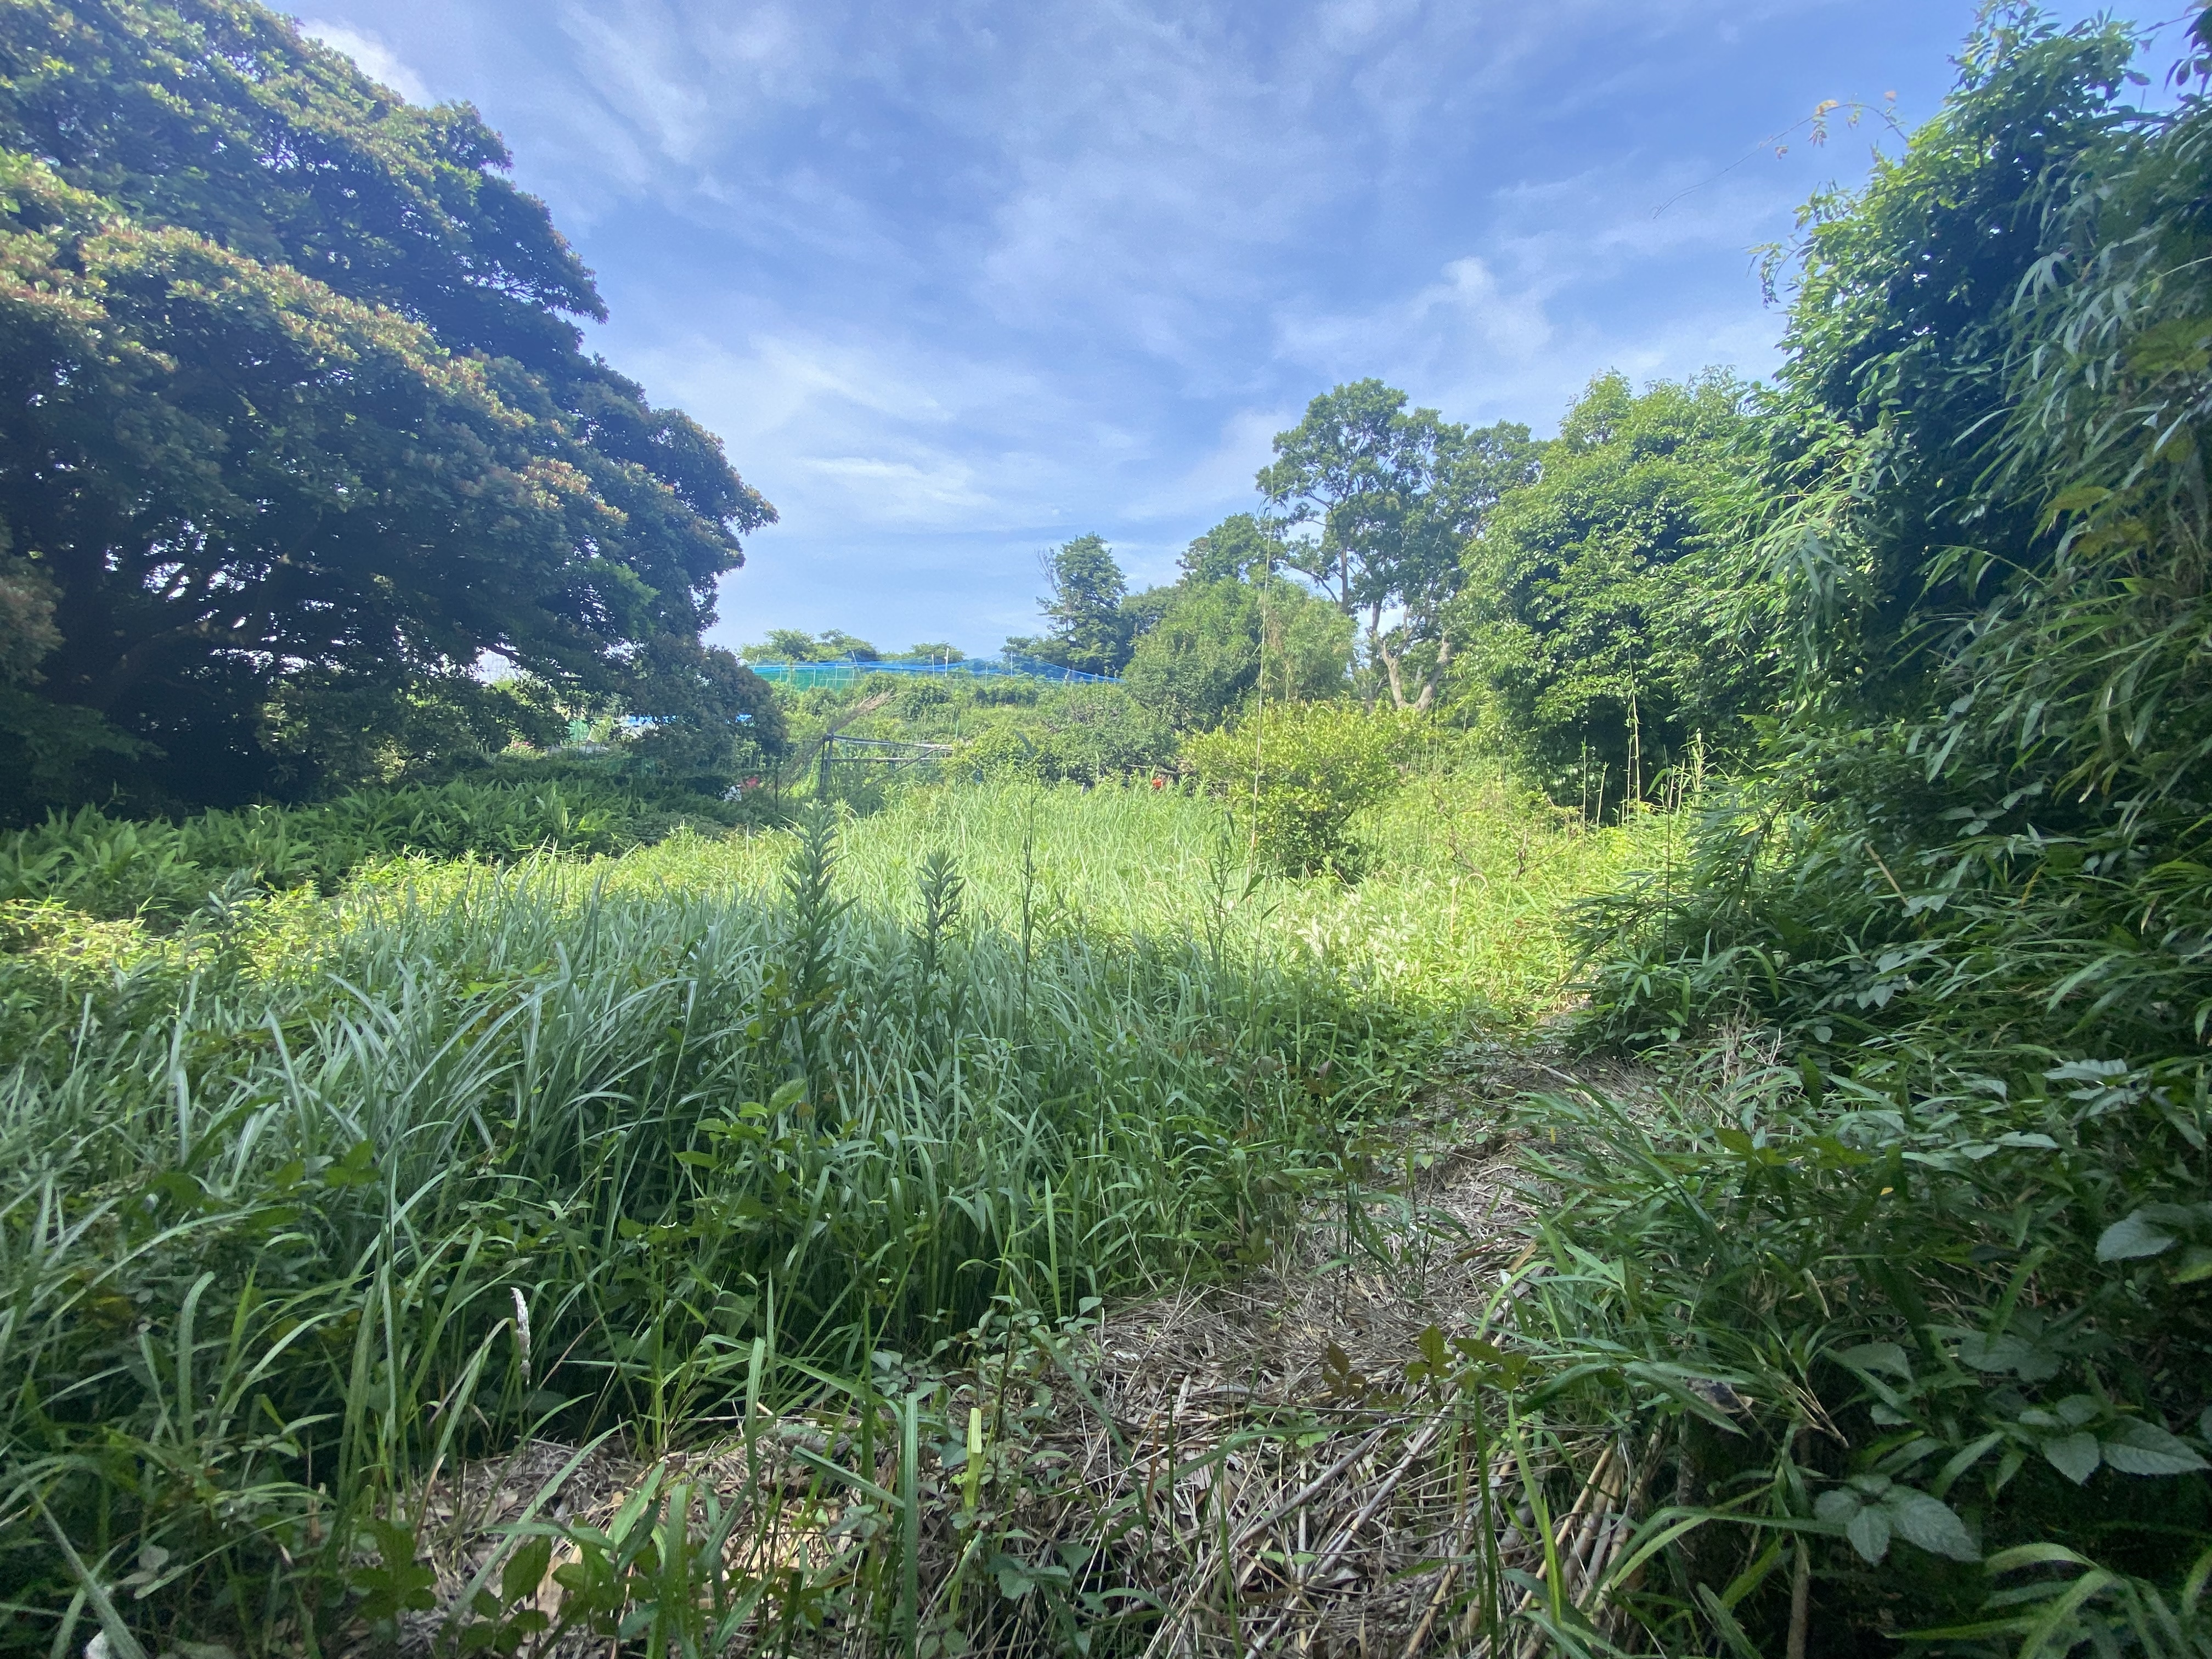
[819,734,833,798]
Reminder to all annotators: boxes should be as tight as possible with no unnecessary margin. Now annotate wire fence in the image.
[741,653,1120,689]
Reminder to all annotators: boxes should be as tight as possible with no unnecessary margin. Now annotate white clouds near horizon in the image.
[297,0,2170,653]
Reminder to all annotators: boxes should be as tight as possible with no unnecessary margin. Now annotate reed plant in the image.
[0,778,1646,1655]
[0,773,736,924]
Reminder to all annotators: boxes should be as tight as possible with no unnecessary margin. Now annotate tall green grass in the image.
[1452,1050,2212,1656]
[529,775,1650,1025]
[0,779,1646,1654]
[0,773,743,924]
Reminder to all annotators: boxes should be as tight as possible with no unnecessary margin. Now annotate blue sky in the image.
[296,1,2180,657]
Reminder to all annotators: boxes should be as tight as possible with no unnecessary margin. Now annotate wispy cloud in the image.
[290,0,2070,651]
[614,324,1087,538]
[297,19,431,104]
[1275,257,1556,404]
[1133,405,1306,524]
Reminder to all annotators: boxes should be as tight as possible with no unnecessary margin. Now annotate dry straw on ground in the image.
[388,1056,1661,1658]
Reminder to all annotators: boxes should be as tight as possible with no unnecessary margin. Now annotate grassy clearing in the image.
[0,776,1655,1656]
[453,774,1649,1026]
[0,772,763,925]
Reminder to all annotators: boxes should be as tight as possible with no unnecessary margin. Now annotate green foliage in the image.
[258,667,573,795]
[1453,371,1760,809]
[999,532,1355,706]
[1005,534,1135,676]
[951,685,1174,784]
[0,785,1504,1652]
[0,769,758,922]
[1261,380,1539,710]
[1555,11,2212,1652]
[766,662,1188,792]
[1185,702,1412,875]
[621,640,787,787]
[15,5,2210,1655]
[0,3,771,811]
[1179,512,1288,583]
[1577,10,2204,1058]
[1260,377,1421,614]
[1480,1054,2210,1655]
[741,628,881,663]
[0,548,57,686]
[1121,575,1351,729]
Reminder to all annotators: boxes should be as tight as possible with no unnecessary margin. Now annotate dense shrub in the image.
[952,692,1174,784]
[1497,1054,2211,1655]
[1450,372,1766,806]
[1184,703,1411,875]
[0,770,752,922]
[1121,576,1351,729]
[1552,13,2212,1651]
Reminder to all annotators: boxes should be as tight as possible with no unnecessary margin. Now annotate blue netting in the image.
[741,654,1119,688]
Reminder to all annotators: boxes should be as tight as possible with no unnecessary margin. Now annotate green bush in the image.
[1184,702,1410,875]
[1121,575,1351,730]
[1545,16,2212,1652]
[1492,1054,2212,1654]
[0,771,752,923]
[947,686,1174,785]
[1449,371,1765,807]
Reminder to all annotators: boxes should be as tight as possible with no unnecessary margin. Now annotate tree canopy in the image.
[1121,576,1350,729]
[1453,373,1757,802]
[1259,381,1537,710]
[0,0,772,810]
[1583,2,2212,1051]
[992,524,1352,725]
[742,629,881,663]
[1178,512,1286,584]
[1011,534,1133,676]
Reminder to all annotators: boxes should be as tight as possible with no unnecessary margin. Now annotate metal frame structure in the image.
[743,653,1119,690]
[814,732,952,794]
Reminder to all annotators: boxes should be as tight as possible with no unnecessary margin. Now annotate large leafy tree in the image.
[1259,379,1412,618]
[1259,380,1536,710]
[1121,575,1350,729]
[1710,15,2141,729]
[1454,373,1754,805]
[1007,534,1135,675]
[1380,417,1539,712]
[0,0,773,809]
[1588,4,2212,1052]
[1178,511,1287,584]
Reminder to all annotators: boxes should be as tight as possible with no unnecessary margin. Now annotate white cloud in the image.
[1132,405,1301,522]
[612,324,1088,534]
[552,0,802,170]
[796,456,995,523]
[297,20,431,104]
[1272,255,1561,417]
[289,0,1916,650]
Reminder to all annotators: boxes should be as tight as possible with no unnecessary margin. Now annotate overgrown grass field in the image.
[0,776,1652,1657]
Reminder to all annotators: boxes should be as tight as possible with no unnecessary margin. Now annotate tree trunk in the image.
[1410,631,1452,714]
[1377,636,1408,710]
[1363,606,1390,711]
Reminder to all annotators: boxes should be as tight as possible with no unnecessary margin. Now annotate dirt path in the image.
[388,1049,1658,1657]
[1001,1045,1657,1657]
